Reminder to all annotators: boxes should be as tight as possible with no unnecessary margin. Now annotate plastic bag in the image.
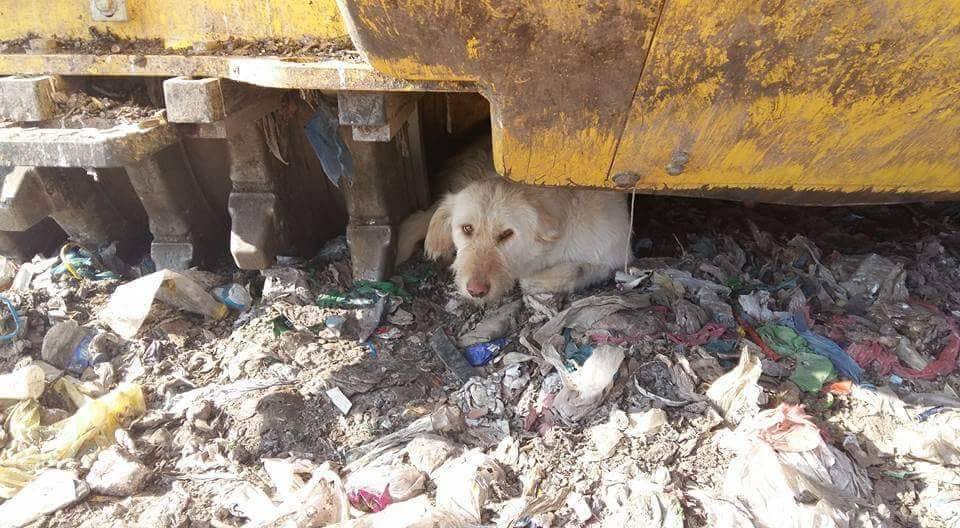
[100,270,227,338]
[0,383,145,498]
[706,344,762,424]
[721,404,879,528]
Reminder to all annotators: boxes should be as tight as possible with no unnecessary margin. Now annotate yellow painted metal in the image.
[336,0,661,191]
[0,0,346,49]
[608,0,960,199]
[338,0,960,202]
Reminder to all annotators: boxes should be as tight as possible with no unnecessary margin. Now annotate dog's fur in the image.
[397,138,630,303]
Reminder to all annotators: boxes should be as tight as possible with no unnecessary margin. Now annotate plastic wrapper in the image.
[720,404,881,528]
[433,450,505,522]
[0,383,145,498]
[706,345,762,424]
[100,270,228,338]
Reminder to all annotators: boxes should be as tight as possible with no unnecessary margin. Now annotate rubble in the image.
[0,197,959,527]
[85,445,150,496]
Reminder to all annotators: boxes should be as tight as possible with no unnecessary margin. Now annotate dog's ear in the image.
[424,194,456,259]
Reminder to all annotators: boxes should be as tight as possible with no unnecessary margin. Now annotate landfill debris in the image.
[404,434,459,474]
[549,343,625,423]
[212,282,253,311]
[720,404,881,527]
[757,323,837,392]
[0,197,958,527]
[85,445,150,496]
[326,386,353,415]
[346,463,426,511]
[40,320,116,375]
[429,328,481,382]
[0,382,145,499]
[600,468,683,528]
[459,299,522,347]
[433,449,506,522]
[0,469,89,527]
[262,267,313,305]
[0,364,45,402]
[464,338,508,367]
[100,269,228,338]
[705,345,762,424]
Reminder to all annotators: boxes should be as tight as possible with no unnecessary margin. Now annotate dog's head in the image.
[424,179,561,303]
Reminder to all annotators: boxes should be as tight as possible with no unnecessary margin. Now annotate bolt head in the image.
[94,0,117,16]
[612,171,641,188]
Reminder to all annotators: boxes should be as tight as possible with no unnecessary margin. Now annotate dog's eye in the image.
[496,229,514,243]
[461,224,473,236]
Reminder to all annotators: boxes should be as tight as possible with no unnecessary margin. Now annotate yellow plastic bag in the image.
[0,383,145,499]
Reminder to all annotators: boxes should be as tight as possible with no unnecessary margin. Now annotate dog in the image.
[397,138,631,303]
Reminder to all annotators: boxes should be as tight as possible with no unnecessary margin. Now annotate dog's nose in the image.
[466,280,490,298]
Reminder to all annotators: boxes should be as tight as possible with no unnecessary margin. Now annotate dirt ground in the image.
[0,196,959,528]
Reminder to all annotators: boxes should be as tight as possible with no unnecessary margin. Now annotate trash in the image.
[737,290,785,324]
[706,344,762,424]
[532,293,650,346]
[737,317,781,361]
[687,490,754,528]
[459,300,522,347]
[404,434,459,475]
[839,254,908,311]
[222,462,349,527]
[136,481,191,528]
[0,257,15,291]
[318,280,410,309]
[326,495,440,528]
[785,313,864,384]
[600,469,683,528]
[666,323,726,346]
[357,296,388,342]
[262,266,313,305]
[433,449,506,522]
[40,320,108,375]
[100,270,228,339]
[0,382,145,498]
[0,469,89,528]
[388,307,415,326]
[429,328,481,383]
[496,486,570,528]
[85,445,150,496]
[624,408,668,438]
[211,282,253,311]
[464,338,508,367]
[849,313,960,380]
[757,323,836,392]
[548,343,625,423]
[0,364,45,402]
[720,404,878,527]
[54,243,119,281]
[588,416,624,459]
[566,491,593,523]
[615,268,650,290]
[346,464,426,512]
[326,386,353,415]
[0,294,21,345]
[892,409,959,466]
[698,289,736,327]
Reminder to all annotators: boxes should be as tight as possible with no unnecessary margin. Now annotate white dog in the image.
[397,139,630,303]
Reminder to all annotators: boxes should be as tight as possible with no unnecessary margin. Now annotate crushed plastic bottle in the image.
[212,283,253,311]
[40,320,112,375]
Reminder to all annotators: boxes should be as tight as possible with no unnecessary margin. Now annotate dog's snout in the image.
[466,279,490,298]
